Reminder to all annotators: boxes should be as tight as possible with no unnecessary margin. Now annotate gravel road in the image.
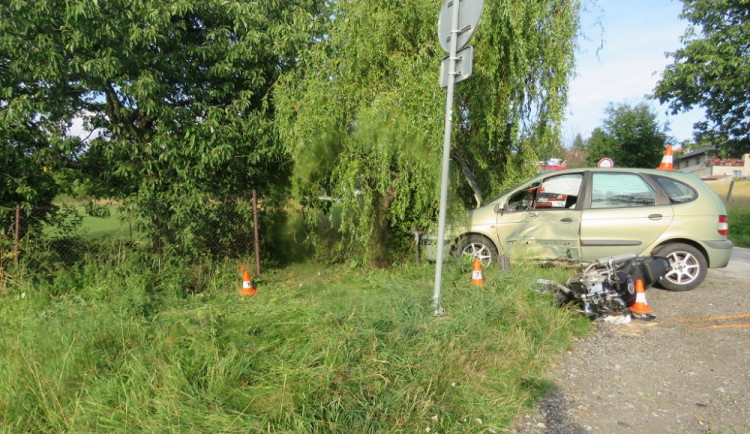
[512,248,750,433]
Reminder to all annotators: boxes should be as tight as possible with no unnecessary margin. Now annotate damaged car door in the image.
[497,173,584,261]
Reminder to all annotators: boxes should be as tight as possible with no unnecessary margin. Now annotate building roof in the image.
[676,146,717,160]
[707,156,745,167]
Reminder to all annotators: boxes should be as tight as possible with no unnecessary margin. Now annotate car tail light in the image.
[718,215,728,236]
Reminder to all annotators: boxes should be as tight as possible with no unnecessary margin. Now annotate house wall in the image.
[675,153,711,177]
[711,165,744,177]
[676,153,750,178]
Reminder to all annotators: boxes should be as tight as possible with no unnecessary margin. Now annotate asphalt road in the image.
[514,247,750,433]
[721,246,750,278]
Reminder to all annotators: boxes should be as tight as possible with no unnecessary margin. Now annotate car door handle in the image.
[648,214,663,220]
[560,217,573,223]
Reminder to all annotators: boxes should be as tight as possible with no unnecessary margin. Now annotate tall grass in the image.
[0,256,586,432]
[727,206,750,248]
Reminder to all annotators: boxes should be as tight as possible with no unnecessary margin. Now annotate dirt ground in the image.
[512,248,750,434]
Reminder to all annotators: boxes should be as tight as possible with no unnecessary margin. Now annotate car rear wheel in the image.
[457,235,498,267]
[654,243,707,291]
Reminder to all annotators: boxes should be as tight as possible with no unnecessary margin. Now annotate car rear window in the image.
[590,173,656,208]
[653,176,698,204]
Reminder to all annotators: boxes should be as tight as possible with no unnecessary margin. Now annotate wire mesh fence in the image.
[1,197,263,275]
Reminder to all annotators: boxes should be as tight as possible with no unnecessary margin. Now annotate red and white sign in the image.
[598,158,614,168]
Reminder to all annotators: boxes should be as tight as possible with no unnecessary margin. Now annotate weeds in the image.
[0,255,587,432]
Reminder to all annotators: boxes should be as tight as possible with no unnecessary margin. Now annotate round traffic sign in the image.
[598,158,614,168]
[438,0,484,53]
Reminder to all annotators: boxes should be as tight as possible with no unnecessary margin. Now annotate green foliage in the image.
[0,143,59,211]
[566,133,588,168]
[1,0,328,256]
[585,102,669,167]
[0,255,588,431]
[278,0,581,265]
[1,0,86,221]
[1,203,92,271]
[83,201,110,219]
[654,0,750,153]
[18,205,92,267]
[0,140,64,247]
[459,0,581,193]
[728,205,750,248]
[277,0,446,266]
[4,0,581,264]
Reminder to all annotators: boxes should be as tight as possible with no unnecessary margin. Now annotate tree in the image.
[456,0,580,201]
[1,0,327,255]
[565,133,588,167]
[654,0,750,154]
[1,10,83,243]
[277,0,581,266]
[585,102,668,168]
[1,137,60,218]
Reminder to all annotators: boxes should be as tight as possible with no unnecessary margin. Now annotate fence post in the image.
[14,204,20,265]
[253,190,261,277]
[409,226,423,264]
[726,178,735,202]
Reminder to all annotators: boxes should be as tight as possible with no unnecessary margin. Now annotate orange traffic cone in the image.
[657,145,675,171]
[240,270,258,296]
[470,257,484,287]
[630,279,654,318]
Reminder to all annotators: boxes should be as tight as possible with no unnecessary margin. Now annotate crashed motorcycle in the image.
[537,253,671,318]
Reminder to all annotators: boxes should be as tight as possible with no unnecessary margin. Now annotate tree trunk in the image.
[370,185,396,268]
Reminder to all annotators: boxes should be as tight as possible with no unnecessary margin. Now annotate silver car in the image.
[424,168,733,291]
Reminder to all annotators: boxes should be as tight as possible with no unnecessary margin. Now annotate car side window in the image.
[506,184,537,212]
[590,173,656,209]
[505,174,583,212]
[653,176,698,204]
[534,174,582,209]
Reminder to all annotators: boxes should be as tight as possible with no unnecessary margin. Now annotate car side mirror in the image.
[495,202,506,215]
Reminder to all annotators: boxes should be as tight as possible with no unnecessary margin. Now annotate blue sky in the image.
[563,0,704,147]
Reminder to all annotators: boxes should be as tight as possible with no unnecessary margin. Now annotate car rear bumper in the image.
[703,239,734,268]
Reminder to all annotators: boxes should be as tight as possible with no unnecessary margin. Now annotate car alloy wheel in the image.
[655,243,707,291]
[457,235,498,267]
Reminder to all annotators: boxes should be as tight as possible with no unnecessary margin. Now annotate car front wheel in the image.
[654,243,707,291]
[457,235,498,267]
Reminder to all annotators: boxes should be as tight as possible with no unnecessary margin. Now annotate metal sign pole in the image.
[432,1,461,313]
[433,0,482,314]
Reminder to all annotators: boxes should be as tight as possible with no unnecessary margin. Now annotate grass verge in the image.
[0,256,587,432]
[709,179,750,248]
[727,206,750,248]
